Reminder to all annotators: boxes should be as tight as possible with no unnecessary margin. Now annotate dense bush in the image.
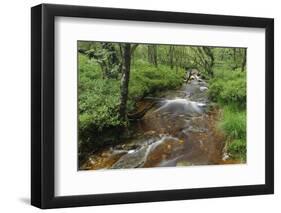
[78,54,123,159]
[219,106,246,159]
[208,68,246,108]
[219,107,246,139]
[78,54,122,129]
[228,139,247,158]
[129,60,185,99]
[209,67,247,161]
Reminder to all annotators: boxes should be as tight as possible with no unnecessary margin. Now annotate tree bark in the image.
[241,48,247,72]
[169,46,174,69]
[148,45,153,64]
[131,44,139,56]
[202,47,214,77]
[153,45,158,67]
[118,44,124,73]
[119,44,131,121]
[148,45,157,67]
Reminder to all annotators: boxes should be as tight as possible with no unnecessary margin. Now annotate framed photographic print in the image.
[31,3,274,209]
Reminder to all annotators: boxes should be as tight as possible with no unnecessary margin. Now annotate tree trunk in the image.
[241,48,247,72]
[153,45,158,67]
[169,46,174,69]
[130,44,139,67]
[148,45,157,67]
[118,44,124,73]
[148,45,153,64]
[202,47,214,77]
[119,44,131,121]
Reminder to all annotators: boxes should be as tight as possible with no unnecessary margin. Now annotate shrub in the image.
[209,68,247,161]
[219,106,246,139]
[129,60,185,99]
[219,78,246,108]
[208,79,224,102]
[219,106,246,160]
[228,139,247,158]
[208,69,246,108]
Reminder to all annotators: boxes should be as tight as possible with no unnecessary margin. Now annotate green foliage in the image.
[208,68,246,108]
[79,80,122,129]
[213,48,246,71]
[228,139,246,158]
[210,67,247,161]
[219,106,246,139]
[219,106,247,160]
[78,54,121,128]
[129,60,185,99]
[78,54,124,157]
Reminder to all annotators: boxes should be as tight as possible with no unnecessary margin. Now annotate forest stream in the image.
[81,77,237,170]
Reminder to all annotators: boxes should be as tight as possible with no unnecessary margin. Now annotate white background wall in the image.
[0,0,279,212]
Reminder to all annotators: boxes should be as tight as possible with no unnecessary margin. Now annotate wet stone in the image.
[111,146,149,169]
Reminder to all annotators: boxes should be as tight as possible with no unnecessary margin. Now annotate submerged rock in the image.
[111,146,149,169]
[111,136,184,169]
[199,86,208,92]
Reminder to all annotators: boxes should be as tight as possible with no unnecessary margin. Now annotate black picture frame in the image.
[31,3,274,209]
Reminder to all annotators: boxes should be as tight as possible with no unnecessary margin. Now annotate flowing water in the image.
[81,78,237,170]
